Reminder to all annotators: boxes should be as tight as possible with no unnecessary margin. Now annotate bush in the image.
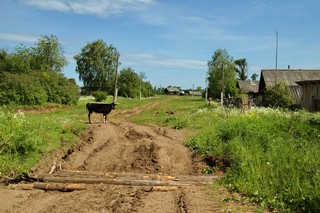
[262,81,293,108]
[40,71,79,105]
[0,71,79,106]
[0,72,47,105]
[92,91,108,102]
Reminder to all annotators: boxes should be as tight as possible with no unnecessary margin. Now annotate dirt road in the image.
[1,104,258,212]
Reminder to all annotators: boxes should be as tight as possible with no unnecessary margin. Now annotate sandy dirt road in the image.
[0,103,259,212]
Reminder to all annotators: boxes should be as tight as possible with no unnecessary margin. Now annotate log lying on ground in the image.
[37,170,219,184]
[42,176,196,186]
[33,183,86,191]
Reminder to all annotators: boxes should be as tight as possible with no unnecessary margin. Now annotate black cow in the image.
[86,102,116,124]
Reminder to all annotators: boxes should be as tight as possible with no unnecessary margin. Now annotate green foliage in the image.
[0,71,79,106]
[0,104,86,176]
[187,106,320,211]
[74,39,119,93]
[92,91,108,102]
[262,81,293,108]
[31,34,68,73]
[0,109,44,175]
[0,72,48,105]
[0,34,77,106]
[207,49,237,99]
[118,67,140,98]
[234,58,248,80]
[39,71,79,105]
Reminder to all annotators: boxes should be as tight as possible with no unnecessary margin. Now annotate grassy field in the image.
[1,95,320,211]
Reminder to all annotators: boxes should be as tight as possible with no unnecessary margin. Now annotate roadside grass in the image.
[185,107,320,212]
[0,104,87,177]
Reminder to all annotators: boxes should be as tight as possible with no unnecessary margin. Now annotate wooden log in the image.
[42,176,192,186]
[152,186,179,191]
[33,183,86,191]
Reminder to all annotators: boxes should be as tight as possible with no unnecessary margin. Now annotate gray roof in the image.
[237,80,259,93]
[260,69,320,88]
[165,87,180,92]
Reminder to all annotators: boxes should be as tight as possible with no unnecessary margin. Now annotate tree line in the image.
[0,35,156,106]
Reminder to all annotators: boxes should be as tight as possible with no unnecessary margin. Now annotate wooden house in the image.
[237,80,259,96]
[164,86,180,95]
[259,69,320,104]
[296,80,320,111]
[237,80,260,105]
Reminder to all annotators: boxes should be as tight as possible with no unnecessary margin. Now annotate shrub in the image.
[262,81,293,108]
[92,91,108,102]
[0,72,47,105]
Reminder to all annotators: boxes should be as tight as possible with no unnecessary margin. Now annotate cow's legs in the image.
[103,114,107,123]
[88,113,92,124]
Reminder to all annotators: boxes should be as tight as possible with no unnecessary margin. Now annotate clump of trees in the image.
[207,49,238,99]
[74,39,155,99]
[0,35,79,106]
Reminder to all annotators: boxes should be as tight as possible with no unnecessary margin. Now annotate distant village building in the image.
[185,90,202,96]
[296,80,320,111]
[164,86,180,95]
[237,80,259,97]
[259,69,320,105]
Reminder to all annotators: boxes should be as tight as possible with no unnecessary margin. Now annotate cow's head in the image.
[112,102,117,109]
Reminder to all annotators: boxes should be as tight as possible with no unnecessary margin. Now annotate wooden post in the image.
[113,54,119,104]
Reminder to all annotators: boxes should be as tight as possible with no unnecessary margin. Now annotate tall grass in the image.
[0,105,86,176]
[186,107,320,211]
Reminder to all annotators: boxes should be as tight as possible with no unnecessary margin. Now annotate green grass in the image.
[0,104,87,176]
[185,107,320,212]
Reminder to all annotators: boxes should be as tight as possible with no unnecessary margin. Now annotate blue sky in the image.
[1,0,320,89]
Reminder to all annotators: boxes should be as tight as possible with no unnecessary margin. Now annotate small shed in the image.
[296,80,320,111]
[164,87,180,95]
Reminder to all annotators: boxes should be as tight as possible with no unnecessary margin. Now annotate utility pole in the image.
[275,31,278,84]
[221,63,224,106]
[205,72,208,102]
[113,54,119,104]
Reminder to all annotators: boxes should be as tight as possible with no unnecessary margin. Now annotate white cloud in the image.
[121,51,207,70]
[20,0,156,17]
[0,32,38,43]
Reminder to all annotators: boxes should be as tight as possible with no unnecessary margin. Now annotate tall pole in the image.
[113,54,119,104]
[221,63,224,106]
[275,31,278,84]
[205,72,208,102]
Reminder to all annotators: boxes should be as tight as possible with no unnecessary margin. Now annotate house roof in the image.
[296,79,320,85]
[165,87,180,93]
[260,69,320,88]
[237,80,259,93]
[187,90,202,96]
